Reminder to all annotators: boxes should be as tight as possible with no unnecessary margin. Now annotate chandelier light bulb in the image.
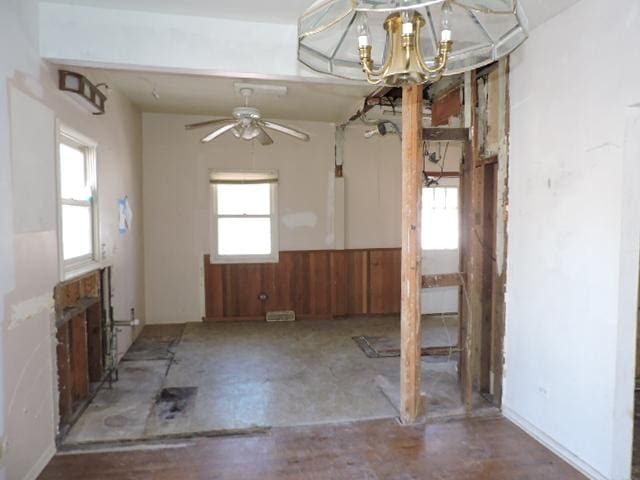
[441,1,453,42]
[357,18,371,47]
[402,13,414,36]
[298,0,529,86]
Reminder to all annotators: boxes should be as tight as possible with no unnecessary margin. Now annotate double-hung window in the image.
[421,183,459,250]
[210,171,278,263]
[58,127,99,276]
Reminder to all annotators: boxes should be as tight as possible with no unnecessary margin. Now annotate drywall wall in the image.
[0,1,145,478]
[143,117,462,323]
[504,1,640,479]
[142,113,335,324]
[38,3,319,81]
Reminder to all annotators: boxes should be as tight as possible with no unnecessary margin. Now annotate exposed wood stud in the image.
[459,137,473,410]
[431,87,462,126]
[400,84,424,424]
[422,273,466,289]
[466,69,490,410]
[480,162,496,393]
[424,171,460,178]
[491,57,511,406]
[460,69,481,415]
[422,127,468,141]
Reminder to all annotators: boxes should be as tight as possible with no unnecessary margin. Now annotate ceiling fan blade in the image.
[201,122,240,143]
[256,124,274,146]
[262,121,310,142]
[185,118,234,130]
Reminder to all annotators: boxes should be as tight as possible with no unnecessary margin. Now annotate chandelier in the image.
[298,0,528,86]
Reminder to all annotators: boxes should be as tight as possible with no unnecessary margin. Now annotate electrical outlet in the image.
[538,385,550,399]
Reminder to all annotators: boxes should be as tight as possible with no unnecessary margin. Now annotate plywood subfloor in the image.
[63,315,488,446]
[40,416,586,480]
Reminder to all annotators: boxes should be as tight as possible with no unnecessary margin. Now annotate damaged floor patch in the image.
[154,387,198,422]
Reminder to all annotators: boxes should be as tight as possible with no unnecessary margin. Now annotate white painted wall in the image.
[504,1,640,479]
[142,113,335,324]
[38,3,322,82]
[0,1,145,478]
[143,118,462,323]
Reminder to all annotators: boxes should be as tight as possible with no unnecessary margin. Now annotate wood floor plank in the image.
[39,417,586,480]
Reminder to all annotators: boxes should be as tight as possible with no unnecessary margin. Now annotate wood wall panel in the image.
[330,251,348,316]
[307,252,332,314]
[204,260,224,318]
[369,249,401,314]
[204,248,402,321]
[345,250,369,315]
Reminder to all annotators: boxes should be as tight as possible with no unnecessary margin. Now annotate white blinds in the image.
[209,170,278,184]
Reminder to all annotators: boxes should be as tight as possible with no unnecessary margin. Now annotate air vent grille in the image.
[266,310,295,322]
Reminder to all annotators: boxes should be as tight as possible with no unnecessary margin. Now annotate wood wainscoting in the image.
[203,248,401,321]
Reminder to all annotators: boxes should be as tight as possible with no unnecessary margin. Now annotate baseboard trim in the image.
[24,442,56,480]
[503,406,609,480]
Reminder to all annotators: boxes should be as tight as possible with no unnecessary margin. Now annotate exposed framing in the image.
[398,59,511,420]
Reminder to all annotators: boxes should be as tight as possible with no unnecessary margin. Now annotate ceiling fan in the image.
[184,87,310,145]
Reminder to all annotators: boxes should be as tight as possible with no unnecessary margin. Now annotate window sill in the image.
[63,260,103,281]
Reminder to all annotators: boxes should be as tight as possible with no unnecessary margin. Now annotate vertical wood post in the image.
[400,84,424,424]
[464,70,485,414]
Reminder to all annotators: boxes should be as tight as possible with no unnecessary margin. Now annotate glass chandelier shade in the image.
[298,0,528,85]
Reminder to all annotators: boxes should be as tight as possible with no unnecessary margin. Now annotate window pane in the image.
[60,143,91,200]
[216,183,270,215]
[218,218,271,256]
[62,204,93,260]
[422,187,459,250]
[446,187,459,209]
[433,188,446,209]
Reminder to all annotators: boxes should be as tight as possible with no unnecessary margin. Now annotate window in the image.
[210,171,278,263]
[421,184,459,250]
[58,127,99,276]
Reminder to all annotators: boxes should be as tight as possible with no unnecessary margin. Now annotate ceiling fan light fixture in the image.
[241,124,261,140]
[184,86,310,146]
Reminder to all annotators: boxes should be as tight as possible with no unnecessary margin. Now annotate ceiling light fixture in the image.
[184,88,310,145]
[58,70,108,114]
[298,0,528,86]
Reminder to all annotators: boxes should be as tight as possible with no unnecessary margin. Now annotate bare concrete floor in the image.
[64,315,494,447]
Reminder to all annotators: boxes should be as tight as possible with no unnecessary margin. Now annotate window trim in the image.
[421,178,460,252]
[56,122,101,280]
[209,170,279,264]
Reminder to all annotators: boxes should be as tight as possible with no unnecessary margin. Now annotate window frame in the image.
[209,170,279,264]
[56,123,100,280]
[421,177,460,251]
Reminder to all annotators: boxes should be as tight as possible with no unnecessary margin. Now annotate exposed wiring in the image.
[423,141,449,187]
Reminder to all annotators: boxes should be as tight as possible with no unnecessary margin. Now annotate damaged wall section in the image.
[0,1,145,478]
[503,0,640,478]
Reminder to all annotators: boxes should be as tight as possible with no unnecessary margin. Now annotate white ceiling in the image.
[86,69,374,122]
[67,0,582,121]
[38,0,316,24]
[39,0,581,29]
